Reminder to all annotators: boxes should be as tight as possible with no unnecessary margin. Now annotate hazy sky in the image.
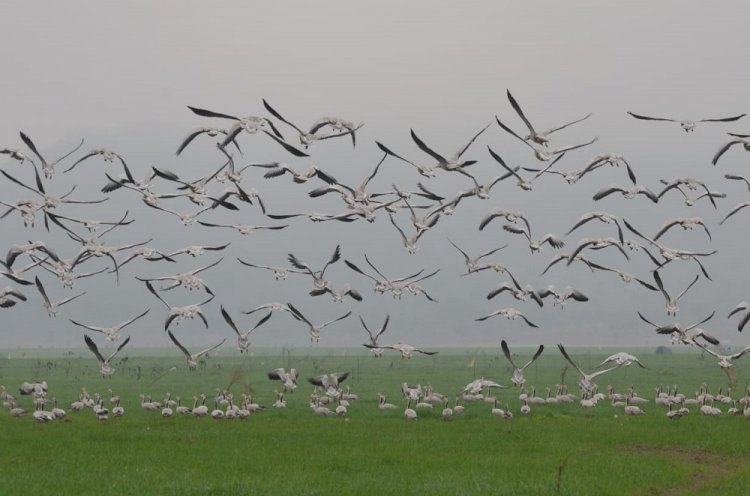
[2,1,749,351]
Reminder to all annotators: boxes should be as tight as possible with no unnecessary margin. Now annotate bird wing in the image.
[698,114,746,123]
[453,124,490,162]
[262,99,305,135]
[167,330,192,358]
[627,112,676,122]
[675,274,700,301]
[83,334,105,364]
[34,276,51,307]
[505,90,536,135]
[719,201,750,225]
[556,344,586,378]
[320,311,352,329]
[119,308,150,330]
[410,129,447,164]
[495,116,537,150]
[195,338,226,359]
[652,270,672,303]
[220,305,241,336]
[107,335,131,362]
[500,340,519,369]
[712,140,743,166]
[321,245,342,275]
[447,238,471,262]
[487,146,526,183]
[542,113,593,136]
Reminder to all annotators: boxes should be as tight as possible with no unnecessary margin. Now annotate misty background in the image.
[1,1,749,350]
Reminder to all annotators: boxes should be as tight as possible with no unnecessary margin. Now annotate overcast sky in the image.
[1,1,749,351]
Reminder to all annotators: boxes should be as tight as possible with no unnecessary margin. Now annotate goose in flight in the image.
[638,311,719,345]
[175,126,242,156]
[694,342,750,369]
[627,111,745,132]
[566,237,630,266]
[447,238,507,274]
[167,243,230,259]
[360,314,390,357]
[486,272,544,307]
[18,132,84,179]
[596,352,645,368]
[502,223,564,254]
[728,302,750,332]
[478,209,530,233]
[536,286,589,308]
[288,245,341,292]
[658,177,717,209]
[409,124,489,178]
[268,367,298,392]
[35,276,85,317]
[84,334,131,377]
[654,217,711,241]
[713,133,750,165]
[0,257,46,286]
[186,105,309,157]
[557,344,621,393]
[376,140,438,178]
[579,154,637,185]
[363,342,438,359]
[167,330,225,370]
[593,184,658,203]
[496,116,598,161]
[197,220,288,235]
[236,258,307,281]
[475,307,538,327]
[566,212,624,244]
[137,258,223,295]
[144,281,214,330]
[345,255,425,295]
[623,220,716,280]
[220,305,272,354]
[312,283,363,303]
[251,163,330,184]
[501,340,544,387]
[653,270,700,317]
[0,286,27,308]
[70,309,149,342]
[504,89,592,147]
[308,372,350,397]
[287,303,352,343]
[263,99,363,148]
[586,262,658,291]
[486,146,565,191]
[388,213,428,254]
[64,148,127,174]
[242,302,293,316]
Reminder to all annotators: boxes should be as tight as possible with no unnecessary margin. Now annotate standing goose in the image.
[501,340,544,387]
[167,330,225,370]
[84,334,131,377]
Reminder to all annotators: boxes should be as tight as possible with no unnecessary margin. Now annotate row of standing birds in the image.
[1,91,750,375]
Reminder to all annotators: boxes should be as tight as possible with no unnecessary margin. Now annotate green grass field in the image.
[2,348,750,495]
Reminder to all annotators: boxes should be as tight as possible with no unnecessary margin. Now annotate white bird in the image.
[287,303,351,343]
[167,330,225,370]
[627,111,745,133]
[557,344,620,394]
[652,270,700,317]
[360,314,390,357]
[0,286,27,308]
[653,217,711,241]
[220,305,272,354]
[404,398,417,420]
[70,308,149,342]
[496,116,598,161]
[268,368,298,392]
[84,334,131,377]
[501,340,544,387]
[694,342,750,369]
[638,311,719,346]
[145,281,214,330]
[364,342,438,359]
[596,352,646,369]
[503,89,592,147]
[475,308,538,328]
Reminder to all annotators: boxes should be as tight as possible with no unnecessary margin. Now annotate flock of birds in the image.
[3,92,750,421]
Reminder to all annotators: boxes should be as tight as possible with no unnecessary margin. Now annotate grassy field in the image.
[2,347,750,495]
